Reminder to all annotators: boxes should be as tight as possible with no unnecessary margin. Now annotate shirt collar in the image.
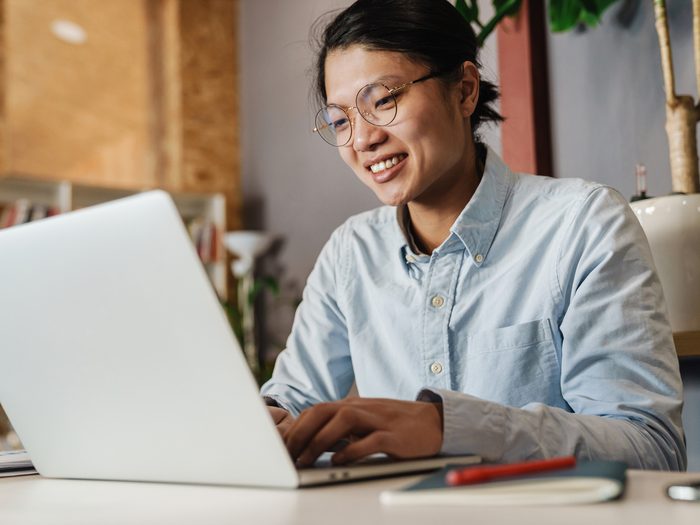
[396,204,425,257]
[395,145,513,267]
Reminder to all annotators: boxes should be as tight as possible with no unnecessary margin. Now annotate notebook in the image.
[380,461,627,506]
[0,190,479,488]
[0,450,36,478]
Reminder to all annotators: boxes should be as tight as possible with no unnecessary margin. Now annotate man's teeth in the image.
[370,154,406,173]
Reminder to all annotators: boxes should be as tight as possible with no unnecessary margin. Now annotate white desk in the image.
[1,470,699,524]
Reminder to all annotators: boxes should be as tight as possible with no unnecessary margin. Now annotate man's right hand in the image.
[268,406,295,437]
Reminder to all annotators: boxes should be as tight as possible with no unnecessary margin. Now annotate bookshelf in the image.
[0,176,227,298]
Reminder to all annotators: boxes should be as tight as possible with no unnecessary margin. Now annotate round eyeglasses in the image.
[313,71,443,147]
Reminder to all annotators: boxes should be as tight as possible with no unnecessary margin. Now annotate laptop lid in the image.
[0,191,299,488]
[0,191,479,488]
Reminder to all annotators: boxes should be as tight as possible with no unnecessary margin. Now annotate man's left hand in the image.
[283,397,443,467]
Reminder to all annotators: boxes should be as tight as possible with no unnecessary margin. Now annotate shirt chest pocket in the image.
[462,319,562,408]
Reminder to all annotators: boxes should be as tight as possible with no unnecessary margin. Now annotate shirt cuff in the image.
[262,395,295,415]
[417,388,507,461]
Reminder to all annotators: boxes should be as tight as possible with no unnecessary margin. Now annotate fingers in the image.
[285,403,377,467]
[331,431,394,465]
[268,406,295,437]
[284,403,342,464]
[276,418,293,438]
[295,411,360,467]
[268,407,288,425]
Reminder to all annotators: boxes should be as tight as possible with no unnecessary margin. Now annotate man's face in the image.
[323,45,477,208]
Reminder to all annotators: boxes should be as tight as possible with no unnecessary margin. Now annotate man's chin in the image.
[374,191,410,207]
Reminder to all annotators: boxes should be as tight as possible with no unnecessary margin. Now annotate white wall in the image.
[547,1,696,197]
[240,0,374,291]
[240,0,374,347]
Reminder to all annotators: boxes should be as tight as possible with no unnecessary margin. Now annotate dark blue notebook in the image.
[380,461,627,506]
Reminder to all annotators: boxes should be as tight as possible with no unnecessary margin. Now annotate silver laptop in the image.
[0,191,479,488]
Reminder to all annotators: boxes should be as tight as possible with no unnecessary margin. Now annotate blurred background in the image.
[0,0,698,468]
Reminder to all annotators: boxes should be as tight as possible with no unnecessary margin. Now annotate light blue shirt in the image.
[262,147,686,470]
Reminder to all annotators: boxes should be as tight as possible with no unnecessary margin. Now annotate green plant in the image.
[223,277,279,344]
[222,276,279,383]
[455,0,623,45]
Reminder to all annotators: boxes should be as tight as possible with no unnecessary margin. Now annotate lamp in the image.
[224,231,275,377]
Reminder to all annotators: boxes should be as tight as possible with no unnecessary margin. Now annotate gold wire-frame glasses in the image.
[313,70,443,147]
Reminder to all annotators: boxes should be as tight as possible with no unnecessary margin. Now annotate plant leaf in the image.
[455,0,473,22]
[466,0,480,20]
[580,0,599,15]
[549,0,583,32]
[579,9,599,26]
[580,0,619,26]
[261,276,280,295]
[493,0,520,17]
[221,301,244,346]
[550,0,623,31]
[456,0,482,24]
[595,0,621,10]
[477,0,522,45]
[248,276,280,305]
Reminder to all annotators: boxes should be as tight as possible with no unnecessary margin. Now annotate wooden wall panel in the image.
[146,0,180,191]
[5,0,155,187]
[1,0,241,228]
[0,0,5,175]
[177,0,241,230]
[145,0,241,229]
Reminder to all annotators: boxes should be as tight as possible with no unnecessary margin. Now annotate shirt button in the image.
[474,253,484,263]
[430,295,445,308]
[430,362,443,375]
[406,254,416,263]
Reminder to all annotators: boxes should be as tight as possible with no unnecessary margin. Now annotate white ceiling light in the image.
[50,19,87,45]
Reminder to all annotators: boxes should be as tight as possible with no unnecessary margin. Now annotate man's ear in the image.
[459,61,480,118]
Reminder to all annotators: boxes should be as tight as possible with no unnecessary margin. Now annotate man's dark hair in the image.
[313,0,502,138]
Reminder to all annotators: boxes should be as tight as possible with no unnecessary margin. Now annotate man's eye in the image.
[374,96,396,110]
[332,118,350,131]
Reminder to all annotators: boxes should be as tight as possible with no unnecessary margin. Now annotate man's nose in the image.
[351,113,387,152]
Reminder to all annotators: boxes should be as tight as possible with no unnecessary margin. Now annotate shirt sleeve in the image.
[260,225,354,417]
[419,187,686,471]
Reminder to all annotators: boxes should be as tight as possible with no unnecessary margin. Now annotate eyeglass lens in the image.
[315,83,399,146]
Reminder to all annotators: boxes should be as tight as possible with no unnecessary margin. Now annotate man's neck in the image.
[407,144,484,255]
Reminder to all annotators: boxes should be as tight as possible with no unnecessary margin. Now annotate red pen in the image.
[445,455,576,486]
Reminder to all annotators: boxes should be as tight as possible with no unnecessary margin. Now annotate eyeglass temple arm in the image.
[388,73,433,95]
[388,69,449,96]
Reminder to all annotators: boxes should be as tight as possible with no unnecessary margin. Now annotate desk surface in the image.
[1,470,700,524]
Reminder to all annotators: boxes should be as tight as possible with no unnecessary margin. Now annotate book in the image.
[1,202,17,228]
[0,199,34,228]
[185,217,219,264]
[29,203,49,223]
[0,450,37,478]
[380,461,626,506]
[12,199,32,226]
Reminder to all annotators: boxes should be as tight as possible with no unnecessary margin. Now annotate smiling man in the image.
[261,0,686,471]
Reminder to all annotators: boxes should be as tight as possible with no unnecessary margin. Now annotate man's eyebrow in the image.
[326,74,405,106]
[372,74,403,85]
